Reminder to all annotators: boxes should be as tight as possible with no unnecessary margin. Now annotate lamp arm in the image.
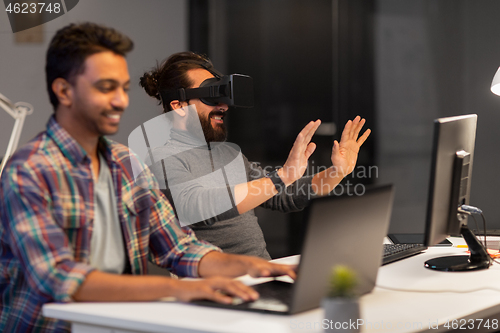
[0,93,33,178]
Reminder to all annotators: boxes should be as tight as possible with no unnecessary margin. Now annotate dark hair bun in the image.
[140,52,212,111]
[139,71,160,100]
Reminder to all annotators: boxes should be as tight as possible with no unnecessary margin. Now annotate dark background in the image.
[190,0,375,257]
[188,0,500,258]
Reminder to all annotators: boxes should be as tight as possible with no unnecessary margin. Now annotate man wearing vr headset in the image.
[140,51,370,259]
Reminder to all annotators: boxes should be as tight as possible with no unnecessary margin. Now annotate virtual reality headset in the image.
[159,61,254,108]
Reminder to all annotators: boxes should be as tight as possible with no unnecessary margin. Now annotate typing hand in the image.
[171,277,259,304]
[243,257,297,280]
[198,251,297,280]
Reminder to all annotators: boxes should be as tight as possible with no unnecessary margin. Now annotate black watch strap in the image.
[266,169,285,194]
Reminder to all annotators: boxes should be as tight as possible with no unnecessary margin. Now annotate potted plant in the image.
[322,265,361,332]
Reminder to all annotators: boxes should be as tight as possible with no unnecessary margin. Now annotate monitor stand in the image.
[424,226,491,271]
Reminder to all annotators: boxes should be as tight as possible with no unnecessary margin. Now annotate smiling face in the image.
[185,68,229,142]
[57,51,130,140]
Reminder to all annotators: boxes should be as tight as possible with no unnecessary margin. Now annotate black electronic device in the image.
[423,114,490,271]
[159,60,254,108]
[382,243,427,265]
[383,233,452,265]
[388,233,451,246]
[190,185,394,314]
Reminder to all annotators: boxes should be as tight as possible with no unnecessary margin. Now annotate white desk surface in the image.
[43,239,500,333]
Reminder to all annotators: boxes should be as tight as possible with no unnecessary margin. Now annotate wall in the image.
[462,1,500,232]
[376,0,500,233]
[0,0,188,155]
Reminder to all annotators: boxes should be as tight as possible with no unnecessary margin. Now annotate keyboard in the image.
[251,280,293,304]
[382,243,427,265]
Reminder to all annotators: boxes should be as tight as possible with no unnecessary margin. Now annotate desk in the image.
[43,244,500,333]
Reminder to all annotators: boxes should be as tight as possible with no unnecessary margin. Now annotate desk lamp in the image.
[491,67,500,96]
[0,93,33,178]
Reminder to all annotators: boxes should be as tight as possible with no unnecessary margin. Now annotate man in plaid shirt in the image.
[0,22,295,332]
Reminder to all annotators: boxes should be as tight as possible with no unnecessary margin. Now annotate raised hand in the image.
[279,120,321,186]
[331,116,371,178]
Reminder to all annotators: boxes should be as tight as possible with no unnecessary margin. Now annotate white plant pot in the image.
[322,298,361,332]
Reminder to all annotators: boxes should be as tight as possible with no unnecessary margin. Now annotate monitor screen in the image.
[423,114,490,271]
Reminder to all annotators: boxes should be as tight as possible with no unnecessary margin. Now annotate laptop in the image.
[191,185,394,314]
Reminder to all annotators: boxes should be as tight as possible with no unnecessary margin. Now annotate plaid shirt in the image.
[0,116,219,332]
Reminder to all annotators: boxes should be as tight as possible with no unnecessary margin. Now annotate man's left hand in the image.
[331,116,371,178]
[242,256,297,280]
[198,251,297,280]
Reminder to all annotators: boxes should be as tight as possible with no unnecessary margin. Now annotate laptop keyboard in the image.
[251,280,294,305]
[382,243,427,265]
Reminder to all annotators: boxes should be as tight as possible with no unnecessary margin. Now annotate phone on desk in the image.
[388,233,452,246]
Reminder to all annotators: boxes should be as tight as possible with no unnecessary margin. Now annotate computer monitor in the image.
[423,114,490,271]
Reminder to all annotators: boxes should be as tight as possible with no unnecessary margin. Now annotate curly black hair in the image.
[45,22,134,110]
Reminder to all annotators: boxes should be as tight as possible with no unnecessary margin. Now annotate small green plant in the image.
[327,265,358,298]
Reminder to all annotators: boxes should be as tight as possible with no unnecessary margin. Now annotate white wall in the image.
[0,0,188,154]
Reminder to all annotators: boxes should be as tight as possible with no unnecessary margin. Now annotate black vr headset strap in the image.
[185,59,224,79]
[159,85,224,103]
[159,59,226,104]
[166,59,224,79]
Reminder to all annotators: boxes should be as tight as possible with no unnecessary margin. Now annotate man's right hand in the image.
[279,120,321,186]
[233,120,321,214]
[171,277,259,304]
[73,271,259,304]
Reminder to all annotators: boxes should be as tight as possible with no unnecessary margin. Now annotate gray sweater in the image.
[149,128,313,259]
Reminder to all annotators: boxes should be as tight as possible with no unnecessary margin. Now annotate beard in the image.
[198,110,227,142]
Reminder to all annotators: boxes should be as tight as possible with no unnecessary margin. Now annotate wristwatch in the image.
[266,169,285,193]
